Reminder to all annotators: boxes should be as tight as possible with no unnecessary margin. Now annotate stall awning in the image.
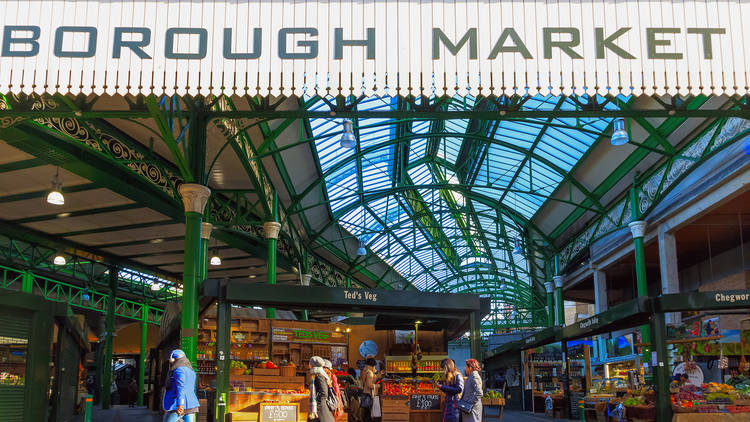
[1,0,748,97]
[520,326,562,351]
[202,279,490,318]
[561,297,651,342]
[657,290,750,313]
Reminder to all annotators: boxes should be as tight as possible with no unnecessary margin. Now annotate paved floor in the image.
[69,405,162,422]
[488,408,571,422]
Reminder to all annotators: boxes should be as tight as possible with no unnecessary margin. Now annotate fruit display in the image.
[0,372,23,385]
[381,378,440,397]
[670,382,750,414]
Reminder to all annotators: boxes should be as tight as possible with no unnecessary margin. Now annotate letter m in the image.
[432,28,477,59]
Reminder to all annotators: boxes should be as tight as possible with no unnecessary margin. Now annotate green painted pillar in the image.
[179,184,211,367]
[21,271,33,293]
[101,266,118,410]
[264,192,280,320]
[629,188,651,366]
[137,303,148,407]
[215,290,231,422]
[554,275,565,326]
[469,311,482,360]
[651,311,671,421]
[545,281,555,327]
[83,395,93,422]
[196,222,212,339]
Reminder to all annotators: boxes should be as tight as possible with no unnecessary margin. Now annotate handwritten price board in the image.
[260,403,299,422]
[409,394,441,411]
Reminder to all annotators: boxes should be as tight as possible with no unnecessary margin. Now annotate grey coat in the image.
[459,371,483,422]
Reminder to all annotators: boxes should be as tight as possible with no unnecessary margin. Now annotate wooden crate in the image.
[254,368,280,376]
[382,412,410,421]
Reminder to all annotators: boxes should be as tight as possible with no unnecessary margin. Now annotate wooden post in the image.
[583,344,591,392]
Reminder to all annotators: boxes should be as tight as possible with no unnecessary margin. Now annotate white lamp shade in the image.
[340,133,357,148]
[53,255,66,265]
[47,190,65,205]
[210,255,222,266]
[150,282,161,291]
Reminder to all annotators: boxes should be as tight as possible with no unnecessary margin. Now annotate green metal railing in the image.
[0,264,162,324]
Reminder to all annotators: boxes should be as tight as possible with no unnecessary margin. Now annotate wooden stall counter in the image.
[672,414,750,422]
[227,391,309,422]
[381,394,443,422]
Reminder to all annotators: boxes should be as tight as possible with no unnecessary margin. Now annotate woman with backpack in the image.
[309,356,335,422]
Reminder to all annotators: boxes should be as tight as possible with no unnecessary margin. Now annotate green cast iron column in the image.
[545,281,555,327]
[21,270,33,293]
[101,266,118,410]
[264,192,280,320]
[215,286,231,422]
[554,256,564,325]
[179,184,211,367]
[629,188,651,366]
[651,311,671,421]
[469,311,482,359]
[137,303,148,406]
[197,222,212,332]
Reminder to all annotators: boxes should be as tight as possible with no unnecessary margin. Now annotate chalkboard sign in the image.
[259,403,298,422]
[410,394,441,410]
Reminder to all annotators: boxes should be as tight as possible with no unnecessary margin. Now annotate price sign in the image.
[409,394,441,410]
[260,403,298,422]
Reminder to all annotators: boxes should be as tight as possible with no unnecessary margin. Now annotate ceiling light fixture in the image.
[512,237,523,255]
[249,274,257,279]
[53,252,66,266]
[357,239,367,256]
[339,119,357,148]
[610,118,629,146]
[46,168,65,205]
[210,249,222,266]
[150,282,161,291]
[81,288,90,302]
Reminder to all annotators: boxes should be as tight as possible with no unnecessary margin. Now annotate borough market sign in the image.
[1,0,747,97]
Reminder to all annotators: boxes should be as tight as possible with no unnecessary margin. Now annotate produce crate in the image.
[280,366,296,377]
[254,368,280,376]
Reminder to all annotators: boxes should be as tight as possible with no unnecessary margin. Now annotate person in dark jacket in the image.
[436,358,464,422]
[309,356,335,422]
[162,349,200,422]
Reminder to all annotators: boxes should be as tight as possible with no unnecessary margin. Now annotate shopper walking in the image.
[457,359,483,422]
[128,378,138,407]
[309,356,335,422]
[323,359,345,417]
[162,349,200,422]
[359,357,378,422]
[435,359,463,422]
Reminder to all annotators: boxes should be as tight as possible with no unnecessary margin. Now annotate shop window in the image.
[0,336,28,386]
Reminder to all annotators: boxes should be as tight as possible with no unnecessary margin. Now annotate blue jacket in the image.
[439,373,464,422]
[163,366,200,411]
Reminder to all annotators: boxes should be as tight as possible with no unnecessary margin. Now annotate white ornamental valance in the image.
[0,0,747,97]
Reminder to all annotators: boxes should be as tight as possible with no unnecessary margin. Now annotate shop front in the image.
[518,327,564,415]
[202,279,488,422]
[652,290,750,422]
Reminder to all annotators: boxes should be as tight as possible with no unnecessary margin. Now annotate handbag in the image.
[360,393,373,409]
[457,399,473,414]
[371,396,382,418]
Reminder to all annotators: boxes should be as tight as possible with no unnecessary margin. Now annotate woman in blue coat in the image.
[163,349,200,422]
[436,358,463,422]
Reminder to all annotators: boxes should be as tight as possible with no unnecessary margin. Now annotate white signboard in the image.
[0,0,747,97]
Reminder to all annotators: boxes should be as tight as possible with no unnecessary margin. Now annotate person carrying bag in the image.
[359,358,378,422]
[456,359,483,422]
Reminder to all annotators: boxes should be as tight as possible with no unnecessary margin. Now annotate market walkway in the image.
[496,409,569,422]
[69,405,161,422]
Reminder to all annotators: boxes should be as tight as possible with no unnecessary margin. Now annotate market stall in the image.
[651,290,750,422]
[484,340,523,411]
[560,297,652,422]
[519,327,564,415]
[202,279,489,422]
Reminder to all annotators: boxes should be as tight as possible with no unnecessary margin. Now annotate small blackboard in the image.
[259,403,298,422]
[410,394,441,410]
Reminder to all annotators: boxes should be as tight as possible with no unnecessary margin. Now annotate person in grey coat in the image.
[458,359,483,422]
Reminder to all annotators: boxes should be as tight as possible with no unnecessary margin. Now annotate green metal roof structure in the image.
[0,92,748,333]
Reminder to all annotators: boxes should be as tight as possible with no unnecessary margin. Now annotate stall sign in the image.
[272,328,347,345]
[260,403,298,422]
[410,394,441,410]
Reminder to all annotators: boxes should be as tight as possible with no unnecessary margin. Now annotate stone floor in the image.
[488,408,571,422]
[69,405,162,422]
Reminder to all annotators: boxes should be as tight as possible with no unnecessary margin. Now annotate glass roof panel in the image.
[306,93,630,328]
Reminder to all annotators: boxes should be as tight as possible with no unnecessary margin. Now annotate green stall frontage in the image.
[484,340,524,411]
[0,291,69,422]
